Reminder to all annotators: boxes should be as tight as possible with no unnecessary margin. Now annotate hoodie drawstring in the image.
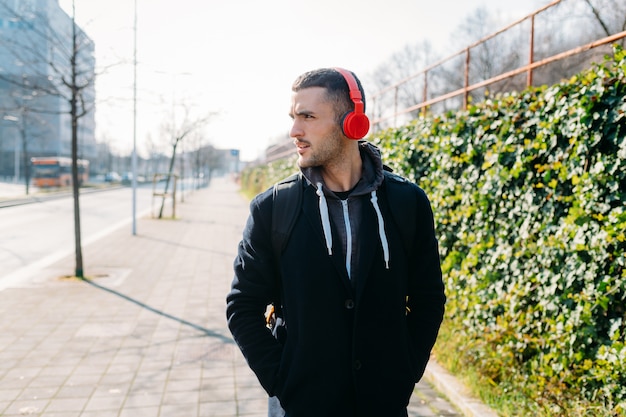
[370,190,390,269]
[316,182,333,255]
[315,182,390,270]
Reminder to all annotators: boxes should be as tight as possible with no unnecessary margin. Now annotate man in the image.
[226,67,445,417]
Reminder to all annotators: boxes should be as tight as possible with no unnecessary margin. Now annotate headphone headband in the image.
[334,67,365,113]
[333,67,370,139]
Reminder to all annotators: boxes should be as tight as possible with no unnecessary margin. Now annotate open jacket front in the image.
[227,143,445,417]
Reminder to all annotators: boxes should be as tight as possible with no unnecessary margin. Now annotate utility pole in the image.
[132,0,138,235]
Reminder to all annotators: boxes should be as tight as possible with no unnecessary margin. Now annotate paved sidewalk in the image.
[0,177,491,417]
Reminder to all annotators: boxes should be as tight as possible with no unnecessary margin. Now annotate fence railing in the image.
[370,0,626,132]
[261,0,626,164]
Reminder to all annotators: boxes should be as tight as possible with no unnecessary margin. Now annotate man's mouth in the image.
[295,141,309,154]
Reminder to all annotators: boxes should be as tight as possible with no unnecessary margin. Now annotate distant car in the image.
[104,172,121,182]
[121,172,133,185]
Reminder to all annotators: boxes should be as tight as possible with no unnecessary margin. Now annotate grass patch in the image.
[434,320,626,417]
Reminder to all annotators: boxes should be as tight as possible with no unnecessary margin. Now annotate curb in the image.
[0,185,124,208]
[424,360,500,417]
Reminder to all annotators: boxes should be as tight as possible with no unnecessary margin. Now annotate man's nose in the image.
[290,120,303,138]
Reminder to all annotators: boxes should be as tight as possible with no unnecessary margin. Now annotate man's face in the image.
[289,87,345,169]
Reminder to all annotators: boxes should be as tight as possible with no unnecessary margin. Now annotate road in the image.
[0,185,171,290]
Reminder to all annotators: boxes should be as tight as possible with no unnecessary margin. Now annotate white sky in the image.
[58,0,545,161]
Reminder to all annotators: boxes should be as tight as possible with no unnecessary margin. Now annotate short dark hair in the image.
[292,68,366,124]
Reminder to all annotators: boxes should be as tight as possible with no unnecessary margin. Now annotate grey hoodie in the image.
[299,141,388,281]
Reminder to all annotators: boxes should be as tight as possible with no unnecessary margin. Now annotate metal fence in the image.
[262,0,626,164]
[370,0,626,132]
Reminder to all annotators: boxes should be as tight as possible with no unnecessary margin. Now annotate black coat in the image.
[226,176,445,417]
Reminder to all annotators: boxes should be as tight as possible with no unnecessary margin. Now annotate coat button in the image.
[354,360,362,370]
[345,299,355,309]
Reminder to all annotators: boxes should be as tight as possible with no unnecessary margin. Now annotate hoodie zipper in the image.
[341,199,353,279]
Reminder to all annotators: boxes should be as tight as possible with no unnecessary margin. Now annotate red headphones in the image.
[334,67,370,140]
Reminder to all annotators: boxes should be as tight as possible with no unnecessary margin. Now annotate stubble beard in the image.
[297,128,346,169]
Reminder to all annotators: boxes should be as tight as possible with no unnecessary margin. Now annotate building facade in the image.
[0,0,96,180]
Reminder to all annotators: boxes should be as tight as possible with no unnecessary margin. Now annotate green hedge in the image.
[239,46,625,416]
[374,46,625,416]
[239,156,297,199]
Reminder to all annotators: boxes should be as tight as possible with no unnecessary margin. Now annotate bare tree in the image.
[186,130,223,189]
[367,0,626,122]
[368,40,437,128]
[143,132,163,178]
[528,0,624,86]
[0,55,54,192]
[2,91,48,195]
[0,0,95,278]
[367,7,526,123]
[444,7,527,99]
[157,106,215,218]
[583,0,626,42]
[67,2,92,278]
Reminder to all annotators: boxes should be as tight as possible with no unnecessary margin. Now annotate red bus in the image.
[31,157,89,188]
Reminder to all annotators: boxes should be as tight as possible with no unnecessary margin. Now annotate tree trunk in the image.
[70,2,83,278]
[158,140,179,218]
[20,111,30,195]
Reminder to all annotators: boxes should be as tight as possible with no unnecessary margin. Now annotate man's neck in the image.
[321,149,362,192]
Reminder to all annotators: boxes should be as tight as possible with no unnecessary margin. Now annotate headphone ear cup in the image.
[342,111,370,140]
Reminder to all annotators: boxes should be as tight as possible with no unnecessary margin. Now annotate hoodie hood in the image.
[300,141,385,196]
[299,141,390,273]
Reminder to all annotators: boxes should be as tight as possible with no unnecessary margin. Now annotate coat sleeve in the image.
[226,189,283,395]
[406,185,446,381]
